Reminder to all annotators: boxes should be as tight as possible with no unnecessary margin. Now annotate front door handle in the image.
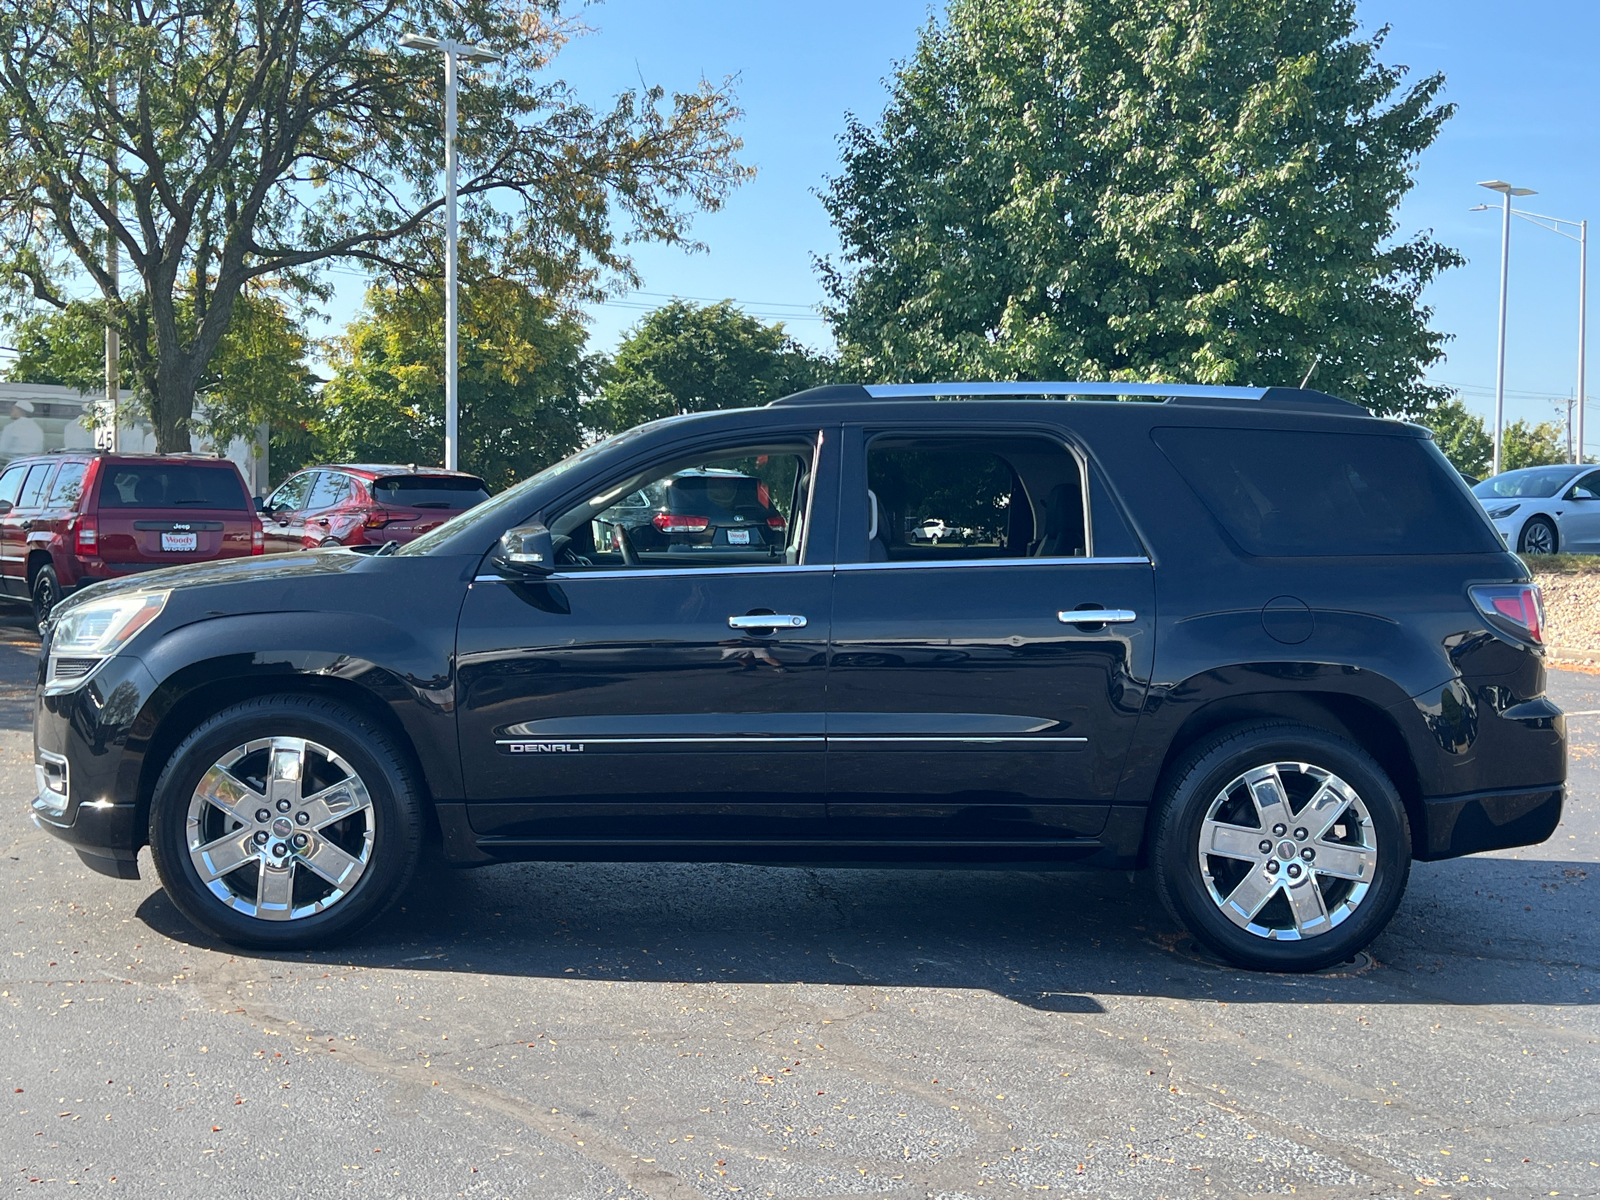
[729,613,807,630]
[1058,608,1138,625]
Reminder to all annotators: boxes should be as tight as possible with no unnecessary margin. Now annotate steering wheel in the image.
[613,523,639,567]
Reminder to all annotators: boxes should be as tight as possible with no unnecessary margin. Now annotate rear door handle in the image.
[729,614,807,630]
[1058,608,1138,625]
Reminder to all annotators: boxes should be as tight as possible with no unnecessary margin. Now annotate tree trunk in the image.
[151,370,196,454]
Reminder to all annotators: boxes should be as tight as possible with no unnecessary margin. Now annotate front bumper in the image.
[30,652,161,876]
[1414,784,1564,860]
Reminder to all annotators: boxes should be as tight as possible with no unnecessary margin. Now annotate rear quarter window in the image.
[1152,427,1500,556]
[97,463,249,511]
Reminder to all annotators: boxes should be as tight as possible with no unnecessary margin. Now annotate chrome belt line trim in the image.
[833,556,1149,572]
[474,563,830,583]
[473,556,1150,583]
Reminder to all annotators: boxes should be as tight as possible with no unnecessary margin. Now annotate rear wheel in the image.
[1518,515,1558,555]
[147,695,424,949]
[31,565,60,629]
[1152,721,1410,972]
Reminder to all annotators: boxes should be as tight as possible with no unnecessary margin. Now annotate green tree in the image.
[6,287,322,480]
[0,0,750,451]
[1500,418,1566,472]
[819,0,1460,415]
[321,279,595,491]
[591,300,831,432]
[1415,397,1492,479]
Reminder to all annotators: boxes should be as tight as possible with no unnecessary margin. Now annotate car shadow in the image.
[135,851,1598,1011]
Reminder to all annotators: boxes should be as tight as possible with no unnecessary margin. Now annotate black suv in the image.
[30,383,1566,971]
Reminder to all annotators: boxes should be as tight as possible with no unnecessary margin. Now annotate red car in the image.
[260,464,490,553]
[0,451,261,624]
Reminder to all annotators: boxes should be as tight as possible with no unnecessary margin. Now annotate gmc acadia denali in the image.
[30,382,1565,971]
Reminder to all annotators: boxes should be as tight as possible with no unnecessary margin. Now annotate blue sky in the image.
[343,0,1598,455]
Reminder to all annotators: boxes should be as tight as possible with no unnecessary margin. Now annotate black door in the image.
[825,423,1155,852]
[455,428,839,853]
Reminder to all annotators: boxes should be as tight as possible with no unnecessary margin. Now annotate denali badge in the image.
[499,740,585,754]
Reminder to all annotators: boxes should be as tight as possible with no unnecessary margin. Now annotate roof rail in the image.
[767,381,1366,413]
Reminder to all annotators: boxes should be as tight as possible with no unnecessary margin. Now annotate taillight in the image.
[652,513,709,533]
[766,514,787,530]
[250,515,264,555]
[1469,584,1544,644]
[75,514,97,556]
[363,511,389,529]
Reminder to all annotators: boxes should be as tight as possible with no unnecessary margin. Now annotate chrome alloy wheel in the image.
[184,736,374,921]
[1197,762,1378,941]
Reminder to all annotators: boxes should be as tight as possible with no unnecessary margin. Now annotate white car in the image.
[1472,464,1600,554]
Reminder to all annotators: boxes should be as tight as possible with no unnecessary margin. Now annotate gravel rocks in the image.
[1534,570,1600,662]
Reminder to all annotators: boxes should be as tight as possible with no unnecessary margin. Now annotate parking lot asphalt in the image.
[1,614,1596,1199]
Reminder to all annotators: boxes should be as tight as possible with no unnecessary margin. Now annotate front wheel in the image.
[1152,721,1411,972]
[1518,515,1558,556]
[31,565,60,629]
[147,695,424,949]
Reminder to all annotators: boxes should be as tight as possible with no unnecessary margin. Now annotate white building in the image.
[0,381,269,496]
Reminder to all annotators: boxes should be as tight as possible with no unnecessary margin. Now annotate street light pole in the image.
[1579,219,1588,464]
[397,32,501,473]
[1473,189,1590,468]
[1479,181,1536,476]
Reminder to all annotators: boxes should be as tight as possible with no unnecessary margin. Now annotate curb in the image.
[1548,644,1600,667]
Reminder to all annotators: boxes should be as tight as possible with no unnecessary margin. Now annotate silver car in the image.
[1472,464,1600,554]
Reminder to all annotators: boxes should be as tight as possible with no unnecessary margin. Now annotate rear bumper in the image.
[1414,785,1564,860]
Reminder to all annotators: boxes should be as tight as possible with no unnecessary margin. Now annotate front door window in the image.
[548,444,815,572]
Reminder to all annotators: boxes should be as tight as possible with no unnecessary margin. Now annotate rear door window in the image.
[863,434,1087,562]
[17,463,55,508]
[98,463,250,510]
[46,461,89,508]
[371,475,490,510]
[1153,427,1500,556]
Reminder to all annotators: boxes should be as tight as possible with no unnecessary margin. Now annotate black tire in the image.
[1152,720,1411,972]
[1518,515,1558,556]
[147,694,424,949]
[31,565,60,629]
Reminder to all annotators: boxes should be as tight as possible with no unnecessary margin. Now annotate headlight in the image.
[1485,503,1520,520]
[46,591,169,692]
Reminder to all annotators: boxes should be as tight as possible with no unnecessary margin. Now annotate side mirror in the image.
[254,495,267,513]
[0,499,12,515]
[493,522,556,576]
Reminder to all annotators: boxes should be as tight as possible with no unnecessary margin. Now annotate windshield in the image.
[1471,467,1579,499]
[397,425,655,557]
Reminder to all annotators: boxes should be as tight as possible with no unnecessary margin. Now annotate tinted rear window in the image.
[665,474,772,521]
[97,463,249,511]
[1153,428,1500,556]
[370,476,489,510]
